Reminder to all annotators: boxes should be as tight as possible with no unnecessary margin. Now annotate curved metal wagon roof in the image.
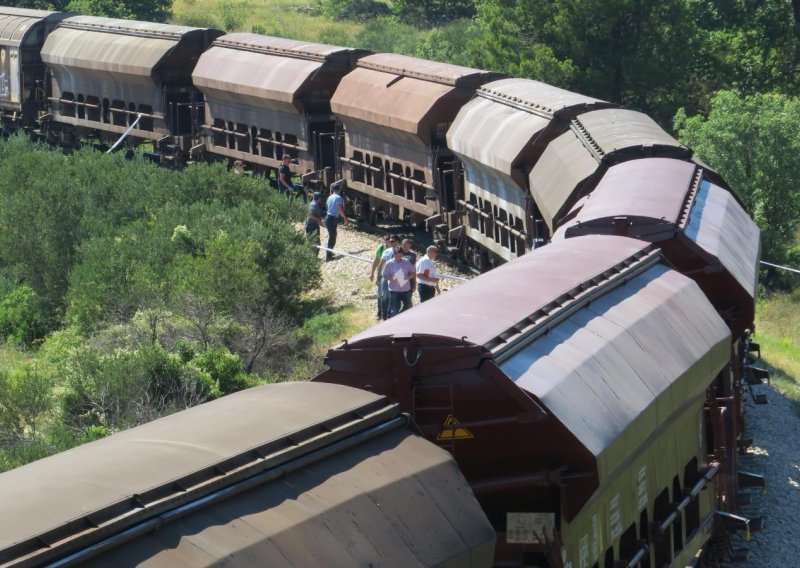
[41,16,219,80]
[0,7,69,48]
[0,382,494,567]
[339,236,730,483]
[331,54,502,145]
[447,78,613,180]
[560,158,760,333]
[529,108,691,232]
[193,33,368,114]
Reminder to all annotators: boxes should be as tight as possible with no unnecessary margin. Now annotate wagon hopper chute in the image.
[331,53,502,225]
[192,34,368,177]
[314,235,757,567]
[40,16,222,152]
[0,382,495,567]
[0,7,70,130]
[445,78,613,264]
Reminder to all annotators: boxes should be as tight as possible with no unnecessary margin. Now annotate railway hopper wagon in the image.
[330,53,502,227]
[192,34,368,179]
[40,15,222,158]
[553,157,768,504]
[554,158,759,342]
[0,8,71,132]
[0,382,495,567]
[314,235,760,567]
[445,78,614,267]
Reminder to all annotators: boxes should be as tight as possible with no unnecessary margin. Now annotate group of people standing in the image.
[370,235,440,320]
[291,157,442,317]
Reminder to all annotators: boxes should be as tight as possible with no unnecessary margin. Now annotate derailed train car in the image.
[446,78,614,267]
[446,81,702,266]
[314,236,761,567]
[0,382,495,567]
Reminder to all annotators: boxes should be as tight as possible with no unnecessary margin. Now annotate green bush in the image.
[59,344,218,431]
[0,285,53,347]
[192,346,254,395]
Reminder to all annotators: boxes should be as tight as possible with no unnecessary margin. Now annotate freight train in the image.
[0,6,770,568]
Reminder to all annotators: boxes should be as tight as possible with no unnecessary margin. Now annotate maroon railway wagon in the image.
[446,78,615,265]
[331,53,503,226]
[0,382,495,567]
[553,157,760,341]
[314,235,759,567]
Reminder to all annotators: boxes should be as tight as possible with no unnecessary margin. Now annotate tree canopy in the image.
[675,90,800,288]
[5,0,172,22]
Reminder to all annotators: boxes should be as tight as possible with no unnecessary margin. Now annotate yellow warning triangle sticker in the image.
[436,414,474,441]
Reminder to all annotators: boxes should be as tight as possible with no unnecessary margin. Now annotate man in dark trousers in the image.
[278,154,302,197]
[324,181,348,260]
[306,192,325,246]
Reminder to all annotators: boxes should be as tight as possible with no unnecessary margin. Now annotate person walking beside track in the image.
[416,245,441,302]
[305,192,325,246]
[324,181,348,261]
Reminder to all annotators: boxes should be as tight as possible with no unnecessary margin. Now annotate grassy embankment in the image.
[171,0,427,53]
[173,0,360,42]
[754,292,800,407]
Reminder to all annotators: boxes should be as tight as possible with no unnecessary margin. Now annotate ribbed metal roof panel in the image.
[356,53,502,87]
[193,33,366,114]
[0,382,495,567]
[0,8,67,47]
[41,16,215,78]
[501,263,730,480]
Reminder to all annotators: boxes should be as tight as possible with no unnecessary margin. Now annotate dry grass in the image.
[172,0,365,44]
[754,291,800,403]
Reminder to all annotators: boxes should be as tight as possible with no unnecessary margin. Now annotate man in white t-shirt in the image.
[382,246,415,317]
[416,245,441,303]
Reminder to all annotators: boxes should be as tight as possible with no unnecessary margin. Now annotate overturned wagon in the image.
[0,382,495,567]
[315,236,748,567]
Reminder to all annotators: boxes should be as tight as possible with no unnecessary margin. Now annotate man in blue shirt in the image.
[324,181,348,261]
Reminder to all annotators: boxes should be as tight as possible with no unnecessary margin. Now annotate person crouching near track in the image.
[306,192,325,246]
[382,245,415,317]
[416,245,441,302]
